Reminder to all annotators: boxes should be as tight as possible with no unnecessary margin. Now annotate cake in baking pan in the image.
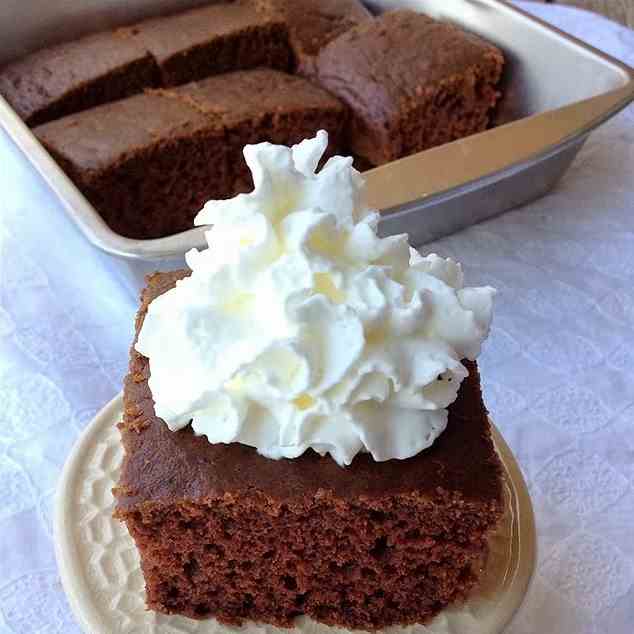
[35,70,345,239]
[256,0,373,76]
[0,30,160,127]
[118,1,291,86]
[2,2,504,239]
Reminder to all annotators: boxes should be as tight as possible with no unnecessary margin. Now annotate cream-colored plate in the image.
[55,394,536,634]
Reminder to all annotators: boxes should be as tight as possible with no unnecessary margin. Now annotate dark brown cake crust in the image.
[121,2,291,86]
[316,10,505,166]
[0,30,159,127]
[114,271,504,630]
[34,70,346,239]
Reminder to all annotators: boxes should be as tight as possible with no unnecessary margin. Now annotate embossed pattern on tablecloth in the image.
[0,3,633,633]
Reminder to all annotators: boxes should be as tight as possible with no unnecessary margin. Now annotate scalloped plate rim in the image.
[55,392,536,634]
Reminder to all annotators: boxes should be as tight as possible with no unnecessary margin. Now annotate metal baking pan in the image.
[1,0,633,297]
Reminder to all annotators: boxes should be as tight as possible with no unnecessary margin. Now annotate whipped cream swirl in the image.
[136,131,494,466]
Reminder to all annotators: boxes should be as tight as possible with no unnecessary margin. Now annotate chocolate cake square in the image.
[0,31,159,127]
[34,70,346,239]
[114,271,503,629]
[121,1,291,87]
[316,10,505,166]
[34,91,222,240]
[171,69,347,193]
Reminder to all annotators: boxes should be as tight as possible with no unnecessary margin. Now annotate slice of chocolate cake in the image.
[120,1,291,87]
[316,10,505,166]
[170,69,346,194]
[115,270,502,629]
[0,30,159,127]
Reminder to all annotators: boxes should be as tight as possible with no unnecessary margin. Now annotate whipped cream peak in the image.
[135,131,495,466]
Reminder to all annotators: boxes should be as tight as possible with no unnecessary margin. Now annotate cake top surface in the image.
[316,10,504,116]
[119,270,502,510]
[134,133,495,466]
[171,68,344,125]
[0,30,150,84]
[33,91,212,173]
[121,1,283,62]
[34,71,342,173]
[0,30,151,118]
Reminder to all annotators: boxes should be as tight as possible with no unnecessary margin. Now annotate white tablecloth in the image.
[1,3,633,632]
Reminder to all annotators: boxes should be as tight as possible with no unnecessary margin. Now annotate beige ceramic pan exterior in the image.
[1,0,632,293]
[55,394,536,634]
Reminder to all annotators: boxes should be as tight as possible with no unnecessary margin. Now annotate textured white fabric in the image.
[0,3,632,632]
